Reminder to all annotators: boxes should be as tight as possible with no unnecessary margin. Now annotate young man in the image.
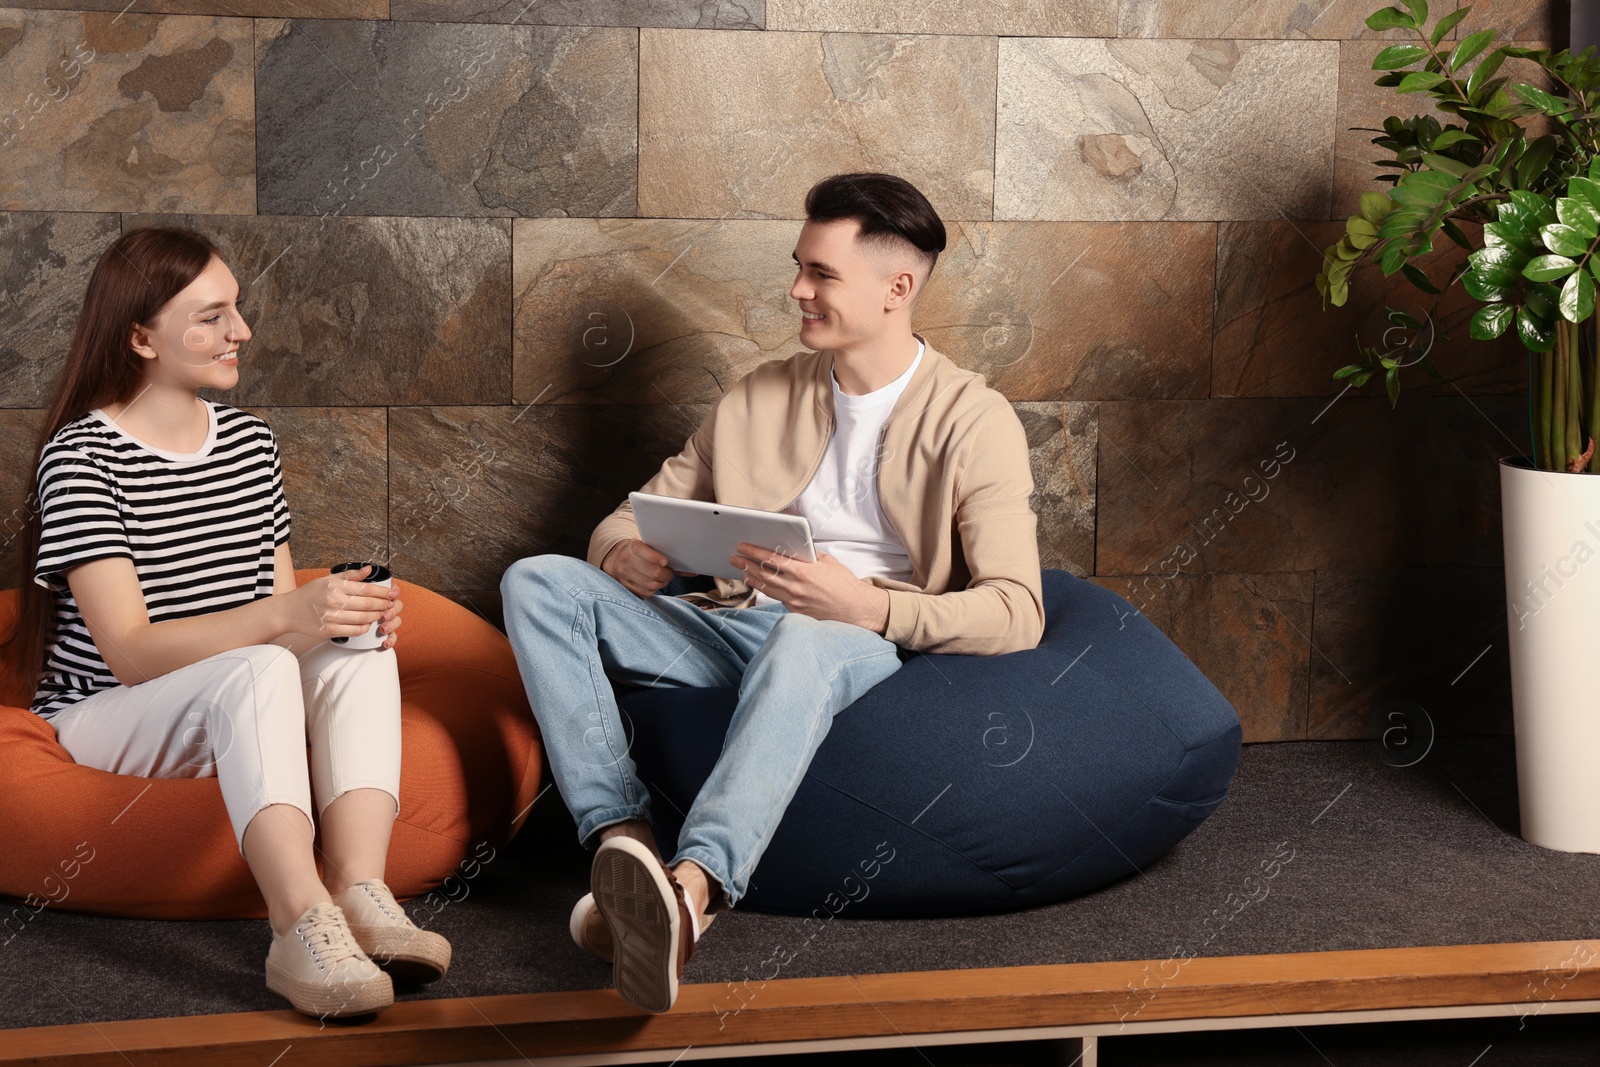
[500,172,1043,1013]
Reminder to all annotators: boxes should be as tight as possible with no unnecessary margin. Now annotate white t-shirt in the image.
[752,341,923,606]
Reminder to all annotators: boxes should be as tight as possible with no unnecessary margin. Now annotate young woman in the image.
[5,227,450,1019]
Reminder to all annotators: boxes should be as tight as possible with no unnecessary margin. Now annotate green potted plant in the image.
[1320,0,1600,854]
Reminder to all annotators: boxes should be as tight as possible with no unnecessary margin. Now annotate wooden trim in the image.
[5,940,1598,1066]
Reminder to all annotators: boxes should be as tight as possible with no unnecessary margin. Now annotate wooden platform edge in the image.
[6,939,1599,1066]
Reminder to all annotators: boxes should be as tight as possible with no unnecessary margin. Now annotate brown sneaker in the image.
[590,837,701,1012]
[265,902,393,1018]
[570,890,715,964]
[331,880,452,984]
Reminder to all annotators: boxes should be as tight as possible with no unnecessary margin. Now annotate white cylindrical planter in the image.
[1500,456,1600,853]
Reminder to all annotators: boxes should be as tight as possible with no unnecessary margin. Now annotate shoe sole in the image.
[265,958,393,1018]
[573,891,714,965]
[592,839,680,1013]
[351,925,453,984]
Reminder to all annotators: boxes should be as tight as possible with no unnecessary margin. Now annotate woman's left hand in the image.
[380,596,404,649]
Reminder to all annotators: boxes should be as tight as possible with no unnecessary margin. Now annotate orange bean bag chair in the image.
[0,570,541,919]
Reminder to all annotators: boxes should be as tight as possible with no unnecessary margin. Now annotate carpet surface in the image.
[4,737,1599,1032]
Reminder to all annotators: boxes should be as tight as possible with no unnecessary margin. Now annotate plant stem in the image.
[1566,324,1583,465]
[1540,347,1556,470]
[1554,325,1570,471]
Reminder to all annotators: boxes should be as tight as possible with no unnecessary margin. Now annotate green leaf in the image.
[1359,191,1395,225]
[1466,49,1507,98]
[1516,136,1557,188]
[1509,81,1575,114]
[1391,183,1447,208]
[1421,152,1471,177]
[1441,219,1473,249]
[1385,365,1401,407]
[1590,156,1600,181]
[1524,254,1579,282]
[1557,196,1600,238]
[1347,216,1379,249]
[1470,302,1516,339]
[1570,177,1600,216]
[1541,223,1591,258]
[1399,70,1449,92]
[1400,0,1428,24]
[1561,268,1595,322]
[1367,6,1417,30]
[1431,6,1469,44]
[1525,282,1559,318]
[1509,189,1557,226]
[1518,305,1556,351]
[1401,262,1442,293]
[1430,129,1479,150]
[1363,6,1414,30]
[1405,169,1459,192]
[1374,43,1429,69]
[1450,29,1496,71]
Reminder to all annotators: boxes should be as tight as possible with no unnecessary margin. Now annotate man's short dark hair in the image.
[804,173,947,276]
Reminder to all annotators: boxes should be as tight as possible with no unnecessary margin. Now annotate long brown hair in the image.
[3,227,222,701]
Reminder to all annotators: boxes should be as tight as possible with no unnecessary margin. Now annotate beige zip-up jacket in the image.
[587,337,1044,656]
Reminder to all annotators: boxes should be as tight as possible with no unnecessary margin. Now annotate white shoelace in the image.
[296,904,367,969]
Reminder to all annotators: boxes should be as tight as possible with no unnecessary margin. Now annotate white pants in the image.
[49,642,402,858]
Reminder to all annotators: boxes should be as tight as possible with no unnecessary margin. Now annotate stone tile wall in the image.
[1,0,1553,744]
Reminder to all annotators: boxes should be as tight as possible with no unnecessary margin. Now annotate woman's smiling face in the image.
[130,255,252,390]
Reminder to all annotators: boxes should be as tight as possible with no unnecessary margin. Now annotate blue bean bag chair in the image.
[618,570,1242,917]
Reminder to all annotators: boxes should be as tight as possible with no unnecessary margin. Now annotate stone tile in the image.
[639,29,995,220]
[244,408,388,572]
[1457,0,1557,40]
[512,218,800,406]
[768,0,1113,35]
[387,404,709,592]
[995,38,1338,222]
[1213,220,1524,397]
[0,409,48,582]
[391,0,762,27]
[0,212,122,408]
[6,1,384,14]
[1095,396,1528,575]
[1090,572,1313,743]
[126,213,512,406]
[513,219,1215,407]
[0,11,254,213]
[1015,402,1096,576]
[924,221,1215,400]
[255,21,636,218]
[1118,0,1461,39]
[1309,569,1511,740]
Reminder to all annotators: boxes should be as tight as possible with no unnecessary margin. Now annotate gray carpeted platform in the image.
[4,736,1599,1032]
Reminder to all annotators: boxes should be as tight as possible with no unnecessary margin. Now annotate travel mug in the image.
[329,561,392,650]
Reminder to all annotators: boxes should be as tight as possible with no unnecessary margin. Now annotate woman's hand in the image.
[280,565,399,643]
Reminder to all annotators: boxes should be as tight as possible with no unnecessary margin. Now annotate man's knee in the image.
[501,553,600,600]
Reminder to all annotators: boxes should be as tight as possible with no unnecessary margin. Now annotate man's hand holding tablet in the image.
[607,493,890,632]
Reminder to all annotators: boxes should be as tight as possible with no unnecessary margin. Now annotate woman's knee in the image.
[217,644,304,719]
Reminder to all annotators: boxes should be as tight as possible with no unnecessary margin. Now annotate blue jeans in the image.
[500,554,903,907]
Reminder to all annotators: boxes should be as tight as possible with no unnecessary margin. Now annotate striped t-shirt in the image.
[30,401,290,719]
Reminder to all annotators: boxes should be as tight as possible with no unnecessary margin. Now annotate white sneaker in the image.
[331,879,452,984]
[265,902,393,1018]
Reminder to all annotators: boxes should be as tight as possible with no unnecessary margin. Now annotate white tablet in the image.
[629,492,816,581]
